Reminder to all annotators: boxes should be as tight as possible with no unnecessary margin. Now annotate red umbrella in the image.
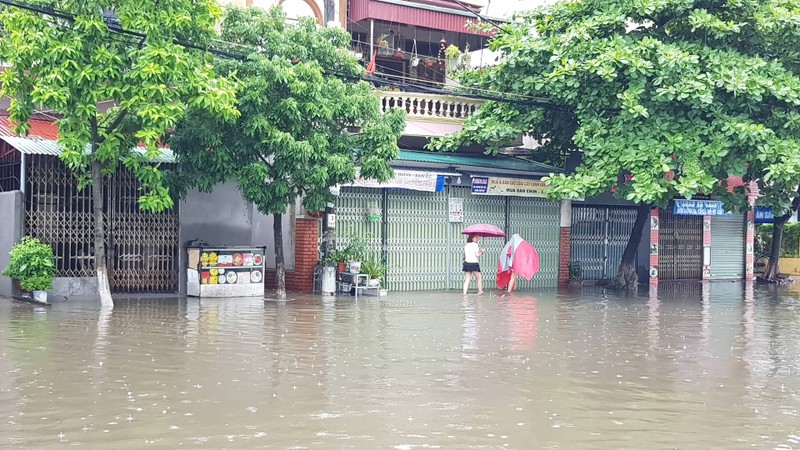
[461,223,506,238]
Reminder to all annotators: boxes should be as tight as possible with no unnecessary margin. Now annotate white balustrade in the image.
[376,91,483,122]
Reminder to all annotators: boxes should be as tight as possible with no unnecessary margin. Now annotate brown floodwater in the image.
[1,283,799,449]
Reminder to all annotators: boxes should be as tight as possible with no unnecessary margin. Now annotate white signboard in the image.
[449,198,464,223]
[347,169,438,192]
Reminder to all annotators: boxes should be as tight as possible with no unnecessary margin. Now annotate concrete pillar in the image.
[0,191,23,297]
[702,216,712,280]
[649,208,660,286]
[558,199,572,287]
[745,210,755,281]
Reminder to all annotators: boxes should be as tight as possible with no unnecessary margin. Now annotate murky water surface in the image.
[1,283,800,449]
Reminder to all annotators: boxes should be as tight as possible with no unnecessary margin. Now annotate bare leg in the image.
[476,272,484,294]
[463,272,471,295]
[509,272,517,292]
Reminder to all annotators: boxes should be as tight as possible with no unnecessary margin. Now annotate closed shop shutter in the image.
[508,197,561,289]
[570,206,638,280]
[339,186,562,291]
[710,214,745,279]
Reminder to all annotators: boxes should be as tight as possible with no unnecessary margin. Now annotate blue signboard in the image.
[471,176,489,194]
[755,206,774,223]
[673,200,731,216]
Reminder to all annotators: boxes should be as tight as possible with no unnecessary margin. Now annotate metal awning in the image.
[395,149,562,177]
[0,136,176,164]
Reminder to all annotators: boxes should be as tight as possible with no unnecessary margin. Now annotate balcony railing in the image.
[376,91,483,123]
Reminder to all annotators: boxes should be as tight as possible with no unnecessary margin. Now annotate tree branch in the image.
[98,108,128,144]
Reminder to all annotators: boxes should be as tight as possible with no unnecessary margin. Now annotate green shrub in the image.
[3,237,56,292]
[756,223,800,258]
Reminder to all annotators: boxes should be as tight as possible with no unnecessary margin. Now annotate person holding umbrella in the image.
[463,234,485,295]
[460,224,507,295]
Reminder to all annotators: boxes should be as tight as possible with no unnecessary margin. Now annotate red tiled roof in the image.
[0,116,59,139]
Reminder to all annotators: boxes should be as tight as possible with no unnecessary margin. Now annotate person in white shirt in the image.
[463,234,484,295]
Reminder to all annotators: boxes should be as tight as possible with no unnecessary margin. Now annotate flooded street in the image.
[1,284,800,449]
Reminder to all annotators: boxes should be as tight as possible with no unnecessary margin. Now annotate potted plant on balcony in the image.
[3,237,56,304]
[376,34,389,48]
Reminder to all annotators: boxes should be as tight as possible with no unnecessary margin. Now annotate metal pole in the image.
[446,184,451,289]
[504,196,510,237]
[381,188,388,285]
[603,208,610,278]
[369,19,375,62]
[19,153,25,193]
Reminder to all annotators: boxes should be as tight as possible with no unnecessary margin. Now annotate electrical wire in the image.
[0,0,558,110]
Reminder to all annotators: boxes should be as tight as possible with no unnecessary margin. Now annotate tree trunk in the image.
[606,204,650,291]
[764,212,790,281]
[91,159,113,307]
[274,213,286,299]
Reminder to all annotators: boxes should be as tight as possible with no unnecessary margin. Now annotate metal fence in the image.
[570,206,638,280]
[337,186,561,291]
[24,155,179,293]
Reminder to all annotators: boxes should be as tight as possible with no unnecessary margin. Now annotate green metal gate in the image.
[337,186,562,292]
[386,189,449,291]
[509,197,561,289]
[335,187,383,258]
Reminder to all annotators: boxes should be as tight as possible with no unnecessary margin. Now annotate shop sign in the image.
[673,199,731,216]
[755,206,774,223]
[449,198,464,223]
[347,169,438,192]
[471,176,548,198]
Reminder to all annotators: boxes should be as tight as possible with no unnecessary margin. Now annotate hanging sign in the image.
[673,199,731,216]
[347,169,438,192]
[449,197,464,223]
[755,206,774,223]
[471,176,548,198]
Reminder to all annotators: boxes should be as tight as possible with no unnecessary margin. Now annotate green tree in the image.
[0,1,238,306]
[430,0,800,287]
[170,7,403,299]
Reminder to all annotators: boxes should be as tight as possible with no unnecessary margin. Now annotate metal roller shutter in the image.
[710,214,745,279]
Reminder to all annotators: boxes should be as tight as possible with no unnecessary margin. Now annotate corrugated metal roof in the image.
[350,0,493,36]
[0,116,60,139]
[0,136,175,163]
[397,150,563,175]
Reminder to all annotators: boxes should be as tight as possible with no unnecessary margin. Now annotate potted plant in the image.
[376,34,389,48]
[343,237,367,274]
[361,256,388,288]
[3,237,56,304]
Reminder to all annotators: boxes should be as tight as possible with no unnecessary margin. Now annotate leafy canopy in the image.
[0,0,238,211]
[170,6,404,215]
[430,0,800,210]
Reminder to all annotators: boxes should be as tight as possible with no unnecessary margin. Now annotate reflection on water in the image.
[1,284,800,449]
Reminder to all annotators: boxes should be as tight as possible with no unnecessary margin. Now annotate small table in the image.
[338,272,371,299]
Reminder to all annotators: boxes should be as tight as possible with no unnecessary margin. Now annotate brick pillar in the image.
[649,208,659,286]
[702,216,712,280]
[558,199,572,287]
[745,210,755,281]
[266,217,320,294]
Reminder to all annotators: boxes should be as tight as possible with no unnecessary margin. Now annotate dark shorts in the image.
[463,262,480,272]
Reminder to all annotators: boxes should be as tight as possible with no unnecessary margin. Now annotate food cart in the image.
[186,246,266,297]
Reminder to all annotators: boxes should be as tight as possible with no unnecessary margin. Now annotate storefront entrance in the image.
[658,210,703,280]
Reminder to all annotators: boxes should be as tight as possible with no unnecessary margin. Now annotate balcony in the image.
[376,90,483,137]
